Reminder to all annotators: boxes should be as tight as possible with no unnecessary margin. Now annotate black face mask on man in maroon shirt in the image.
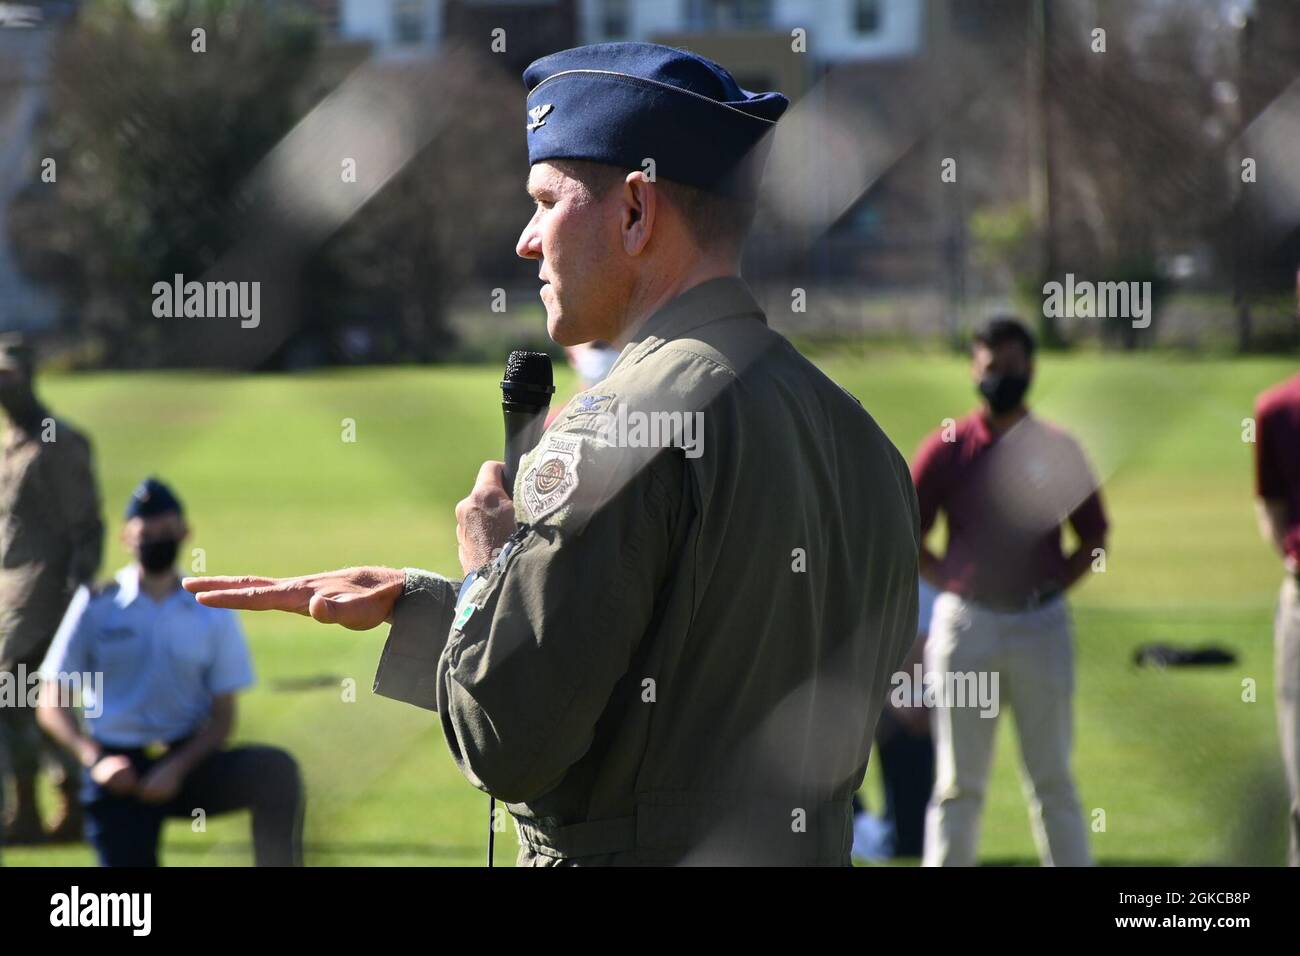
[978,373,1031,416]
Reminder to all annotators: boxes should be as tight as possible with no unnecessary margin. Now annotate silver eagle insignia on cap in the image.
[527,103,553,131]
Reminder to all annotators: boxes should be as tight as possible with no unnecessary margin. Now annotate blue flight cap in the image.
[522,42,789,197]
[124,476,184,519]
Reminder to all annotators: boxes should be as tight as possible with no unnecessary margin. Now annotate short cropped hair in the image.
[973,316,1036,359]
[556,159,757,253]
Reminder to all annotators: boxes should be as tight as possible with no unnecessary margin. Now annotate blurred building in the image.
[0,0,1028,339]
[334,0,577,73]
[595,0,922,83]
[331,0,924,93]
[808,1,1033,290]
[0,2,74,333]
[6,0,1297,351]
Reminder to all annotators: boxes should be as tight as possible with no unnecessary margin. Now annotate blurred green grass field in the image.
[7,350,1296,866]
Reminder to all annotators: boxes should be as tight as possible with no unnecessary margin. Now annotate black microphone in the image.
[491,349,554,868]
[501,350,555,493]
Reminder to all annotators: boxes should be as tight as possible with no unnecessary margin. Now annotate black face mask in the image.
[137,537,180,574]
[978,373,1031,415]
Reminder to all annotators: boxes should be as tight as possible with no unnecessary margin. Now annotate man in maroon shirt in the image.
[913,317,1107,866]
[1253,371,1300,866]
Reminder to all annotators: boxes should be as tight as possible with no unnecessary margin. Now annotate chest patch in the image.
[520,433,583,523]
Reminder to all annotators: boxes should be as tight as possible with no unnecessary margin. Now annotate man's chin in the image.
[545,312,564,345]
[547,313,589,348]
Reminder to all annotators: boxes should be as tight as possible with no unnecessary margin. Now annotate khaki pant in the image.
[923,591,1091,866]
[1276,577,1300,867]
[0,699,80,826]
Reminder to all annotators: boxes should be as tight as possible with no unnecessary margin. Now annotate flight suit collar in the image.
[616,276,765,371]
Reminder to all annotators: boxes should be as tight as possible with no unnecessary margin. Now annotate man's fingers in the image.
[184,575,312,614]
[183,575,282,593]
[191,584,309,613]
[475,460,509,497]
[476,459,506,485]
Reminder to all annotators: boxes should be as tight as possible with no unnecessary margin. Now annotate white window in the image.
[853,0,882,35]
[686,0,774,31]
[392,0,425,45]
[598,0,629,37]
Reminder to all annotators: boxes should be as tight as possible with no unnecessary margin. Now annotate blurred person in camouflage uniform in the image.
[0,333,104,846]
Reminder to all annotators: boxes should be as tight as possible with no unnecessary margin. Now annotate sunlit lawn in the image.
[8,350,1295,865]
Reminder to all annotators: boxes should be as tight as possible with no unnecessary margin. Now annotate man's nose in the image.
[516,216,542,260]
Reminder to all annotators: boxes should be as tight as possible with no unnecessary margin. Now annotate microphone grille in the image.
[503,350,555,392]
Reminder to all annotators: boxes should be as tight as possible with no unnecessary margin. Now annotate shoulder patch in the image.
[520,432,584,523]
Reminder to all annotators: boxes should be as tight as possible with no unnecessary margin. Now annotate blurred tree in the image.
[1042,0,1267,349]
[301,52,528,367]
[970,202,1038,312]
[11,2,530,368]
[9,0,319,366]
[1224,0,1300,352]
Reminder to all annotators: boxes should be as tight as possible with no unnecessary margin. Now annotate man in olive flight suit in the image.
[186,41,920,866]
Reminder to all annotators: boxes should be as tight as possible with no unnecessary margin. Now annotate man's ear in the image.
[620,172,656,257]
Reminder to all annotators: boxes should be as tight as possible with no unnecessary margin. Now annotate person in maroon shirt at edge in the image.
[912,317,1108,867]
[1253,370,1300,866]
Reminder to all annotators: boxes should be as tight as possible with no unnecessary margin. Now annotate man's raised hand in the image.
[182,566,406,631]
